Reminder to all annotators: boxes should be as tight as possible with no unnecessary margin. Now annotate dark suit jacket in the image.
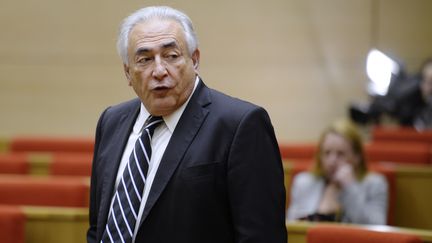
[87,81,287,243]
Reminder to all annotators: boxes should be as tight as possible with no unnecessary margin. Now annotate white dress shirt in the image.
[111,77,199,242]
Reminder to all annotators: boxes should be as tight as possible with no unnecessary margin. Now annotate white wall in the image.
[1,0,432,142]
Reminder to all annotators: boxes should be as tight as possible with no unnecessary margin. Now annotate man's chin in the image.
[148,103,177,116]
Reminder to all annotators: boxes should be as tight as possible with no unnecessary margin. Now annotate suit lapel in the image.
[139,81,211,223]
[97,99,141,235]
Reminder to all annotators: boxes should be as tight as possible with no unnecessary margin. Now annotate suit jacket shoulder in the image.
[101,98,141,125]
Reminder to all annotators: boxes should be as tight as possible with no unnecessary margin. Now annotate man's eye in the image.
[138,57,153,63]
[167,54,179,60]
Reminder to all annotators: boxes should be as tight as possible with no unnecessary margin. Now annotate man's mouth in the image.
[154,86,169,91]
[152,86,171,96]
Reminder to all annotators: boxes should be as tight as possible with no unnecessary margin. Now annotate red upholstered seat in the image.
[280,141,432,165]
[307,225,422,243]
[0,175,89,207]
[366,142,431,165]
[373,126,432,143]
[0,205,25,243]
[10,136,94,153]
[0,153,29,174]
[279,143,316,160]
[49,152,93,176]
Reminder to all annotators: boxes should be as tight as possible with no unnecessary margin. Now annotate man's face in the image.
[124,19,199,116]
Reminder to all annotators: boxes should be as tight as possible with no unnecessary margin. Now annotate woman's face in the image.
[320,132,359,179]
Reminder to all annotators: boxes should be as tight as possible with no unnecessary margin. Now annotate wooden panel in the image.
[1,0,432,142]
[0,137,9,152]
[394,166,432,229]
[24,206,88,243]
[287,221,432,243]
[28,154,51,175]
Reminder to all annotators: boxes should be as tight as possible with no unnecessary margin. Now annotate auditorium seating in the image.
[9,136,94,153]
[0,175,89,207]
[279,143,316,161]
[0,136,93,242]
[0,133,431,242]
[287,221,432,243]
[49,152,92,176]
[0,206,88,243]
[280,141,432,165]
[365,142,431,165]
[0,153,29,174]
[372,126,432,144]
[0,205,25,243]
[24,206,88,243]
[0,151,92,176]
[0,137,8,152]
[307,224,422,243]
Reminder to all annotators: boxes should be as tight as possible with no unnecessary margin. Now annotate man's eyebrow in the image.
[161,41,178,49]
[135,47,151,56]
[135,41,179,56]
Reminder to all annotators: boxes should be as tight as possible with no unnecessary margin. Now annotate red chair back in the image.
[10,136,94,153]
[49,152,93,176]
[373,126,432,143]
[307,225,422,243]
[279,143,316,160]
[0,153,29,174]
[0,175,89,207]
[366,142,431,165]
[0,205,25,243]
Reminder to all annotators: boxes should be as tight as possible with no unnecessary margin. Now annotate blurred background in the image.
[1,1,432,243]
[1,0,432,142]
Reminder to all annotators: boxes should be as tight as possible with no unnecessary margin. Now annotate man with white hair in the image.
[87,6,287,243]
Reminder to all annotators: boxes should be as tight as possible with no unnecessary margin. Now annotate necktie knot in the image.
[143,116,163,137]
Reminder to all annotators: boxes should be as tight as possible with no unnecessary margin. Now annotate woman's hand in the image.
[333,163,356,188]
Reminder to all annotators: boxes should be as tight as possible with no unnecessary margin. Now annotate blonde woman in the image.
[287,120,388,224]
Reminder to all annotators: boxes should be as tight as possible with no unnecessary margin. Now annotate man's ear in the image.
[192,49,200,73]
[123,64,132,86]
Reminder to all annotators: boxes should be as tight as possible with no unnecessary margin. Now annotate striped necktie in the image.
[101,116,163,243]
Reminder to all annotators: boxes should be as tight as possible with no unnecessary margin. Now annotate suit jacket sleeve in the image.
[87,107,109,243]
[226,106,287,243]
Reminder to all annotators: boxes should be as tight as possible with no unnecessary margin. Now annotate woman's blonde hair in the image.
[312,119,368,180]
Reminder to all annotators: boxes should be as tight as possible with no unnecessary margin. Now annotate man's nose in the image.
[152,56,168,80]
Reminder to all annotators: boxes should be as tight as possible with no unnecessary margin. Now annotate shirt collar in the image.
[134,76,200,134]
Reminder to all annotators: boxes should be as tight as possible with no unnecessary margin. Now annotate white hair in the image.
[117,6,199,65]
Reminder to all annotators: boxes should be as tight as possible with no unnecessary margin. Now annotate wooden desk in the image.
[24,206,88,243]
[394,165,432,229]
[287,221,432,243]
[0,137,9,152]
